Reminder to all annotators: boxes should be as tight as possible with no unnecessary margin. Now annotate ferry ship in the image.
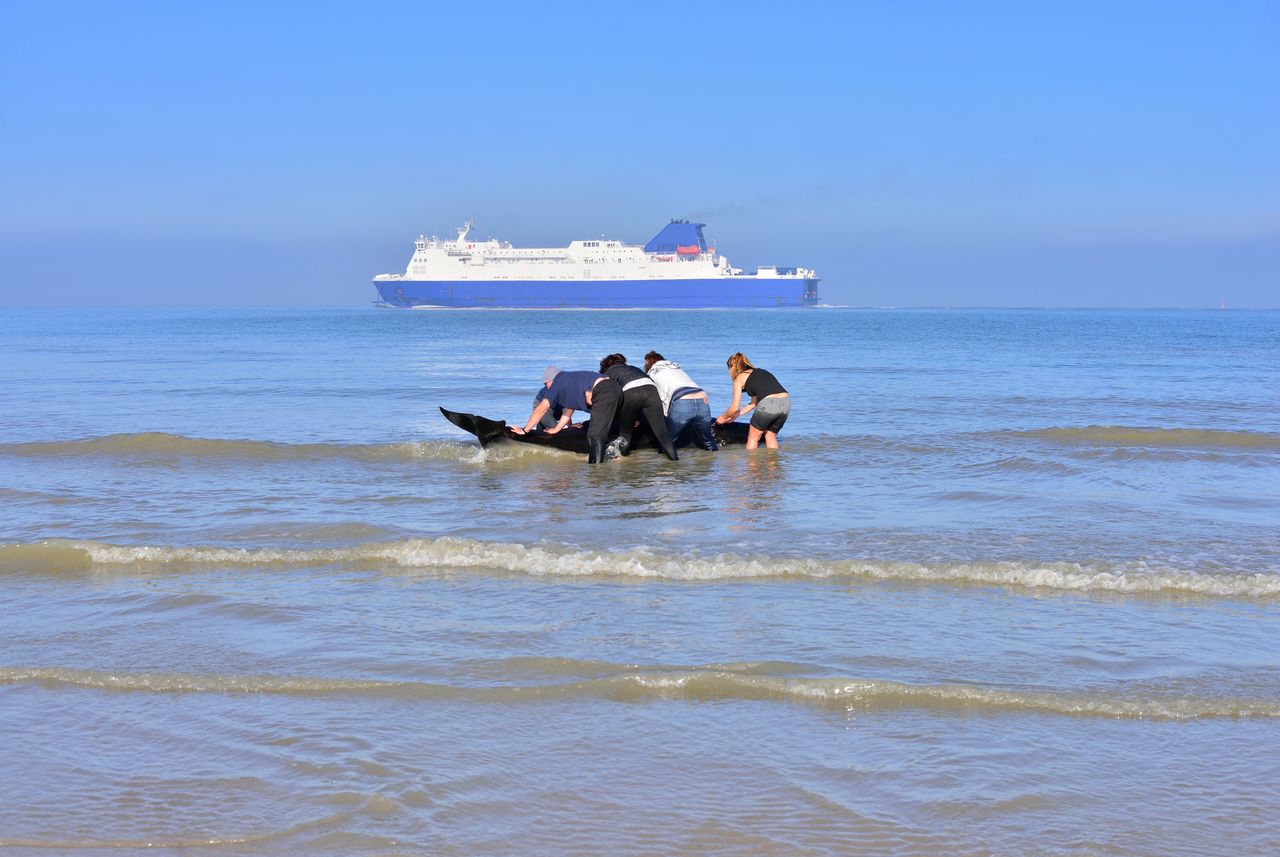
[372,220,819,308]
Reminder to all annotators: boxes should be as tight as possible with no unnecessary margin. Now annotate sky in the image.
[1,1,1276,307]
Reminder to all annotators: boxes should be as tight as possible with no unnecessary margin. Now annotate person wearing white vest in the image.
[644,351,718,451]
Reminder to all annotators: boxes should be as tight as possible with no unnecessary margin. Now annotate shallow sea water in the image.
[1,307,1278,855]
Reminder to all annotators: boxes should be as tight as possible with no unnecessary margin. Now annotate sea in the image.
[1,307,1277,855]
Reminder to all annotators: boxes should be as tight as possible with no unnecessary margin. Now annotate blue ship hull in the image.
[374,278,819,308]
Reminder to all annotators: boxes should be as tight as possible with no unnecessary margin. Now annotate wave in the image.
[2,537,1277,600]
[1006,426,1280,450]
[3,665,1274,721]
[0,806,360,850]
[0,431,547,463]
[0,486,94,505]
[1058,447,1279,466]
[7,427,1276,469]
[957,455,1079,476]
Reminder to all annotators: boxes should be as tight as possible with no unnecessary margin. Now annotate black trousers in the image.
[586,379,622,448]
[617,384,674,453]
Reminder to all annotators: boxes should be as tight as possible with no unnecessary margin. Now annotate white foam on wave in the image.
[3,537,1277,600]
[4,665,1275,720]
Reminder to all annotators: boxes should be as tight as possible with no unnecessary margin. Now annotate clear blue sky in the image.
[1,1,1276,307]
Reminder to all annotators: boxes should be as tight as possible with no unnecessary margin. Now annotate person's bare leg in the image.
[746,426,764,449]
[764,431,779,449]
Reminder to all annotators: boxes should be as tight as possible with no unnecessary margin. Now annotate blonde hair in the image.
[726,352,755,377]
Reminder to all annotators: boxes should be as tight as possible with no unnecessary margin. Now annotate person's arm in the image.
[716,375,748,423]
[511,398,550,435]
[543,408,574,434]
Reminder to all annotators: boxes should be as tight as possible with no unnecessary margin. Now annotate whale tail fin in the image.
[440,407,508,448]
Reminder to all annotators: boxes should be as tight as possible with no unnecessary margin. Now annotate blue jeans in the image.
[666,397,718,451]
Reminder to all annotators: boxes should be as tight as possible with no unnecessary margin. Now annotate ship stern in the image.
[803,277,820,306]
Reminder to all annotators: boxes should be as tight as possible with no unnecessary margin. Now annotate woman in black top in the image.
[716,352,790,449]
[599,353,679,461]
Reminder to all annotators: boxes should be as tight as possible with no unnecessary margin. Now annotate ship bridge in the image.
[643,220,709,255]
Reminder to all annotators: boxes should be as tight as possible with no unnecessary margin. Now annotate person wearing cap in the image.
[599,353,678,461]
[512,366,623,464]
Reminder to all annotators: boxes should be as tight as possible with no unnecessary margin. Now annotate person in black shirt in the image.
[599,353,678,461]
[716,351,790,449]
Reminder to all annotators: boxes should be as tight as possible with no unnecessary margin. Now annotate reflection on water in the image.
[723,451,786,532]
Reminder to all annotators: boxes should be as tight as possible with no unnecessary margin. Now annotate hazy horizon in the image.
[2,2,1276,308]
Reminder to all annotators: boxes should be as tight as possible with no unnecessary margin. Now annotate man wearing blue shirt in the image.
[512,366,623,464]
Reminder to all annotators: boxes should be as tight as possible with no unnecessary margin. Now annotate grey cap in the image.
[543,365,562,384]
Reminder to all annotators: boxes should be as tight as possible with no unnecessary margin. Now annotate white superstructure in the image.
[376,220,814,283]
[372,220,819,308]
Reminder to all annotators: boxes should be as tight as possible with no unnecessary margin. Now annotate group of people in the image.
[512,351,791,464]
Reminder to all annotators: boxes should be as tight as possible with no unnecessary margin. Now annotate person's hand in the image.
[509,426,527,435]
[544,424,562,435]
[570,422,584,429]
[715,415,728,425]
